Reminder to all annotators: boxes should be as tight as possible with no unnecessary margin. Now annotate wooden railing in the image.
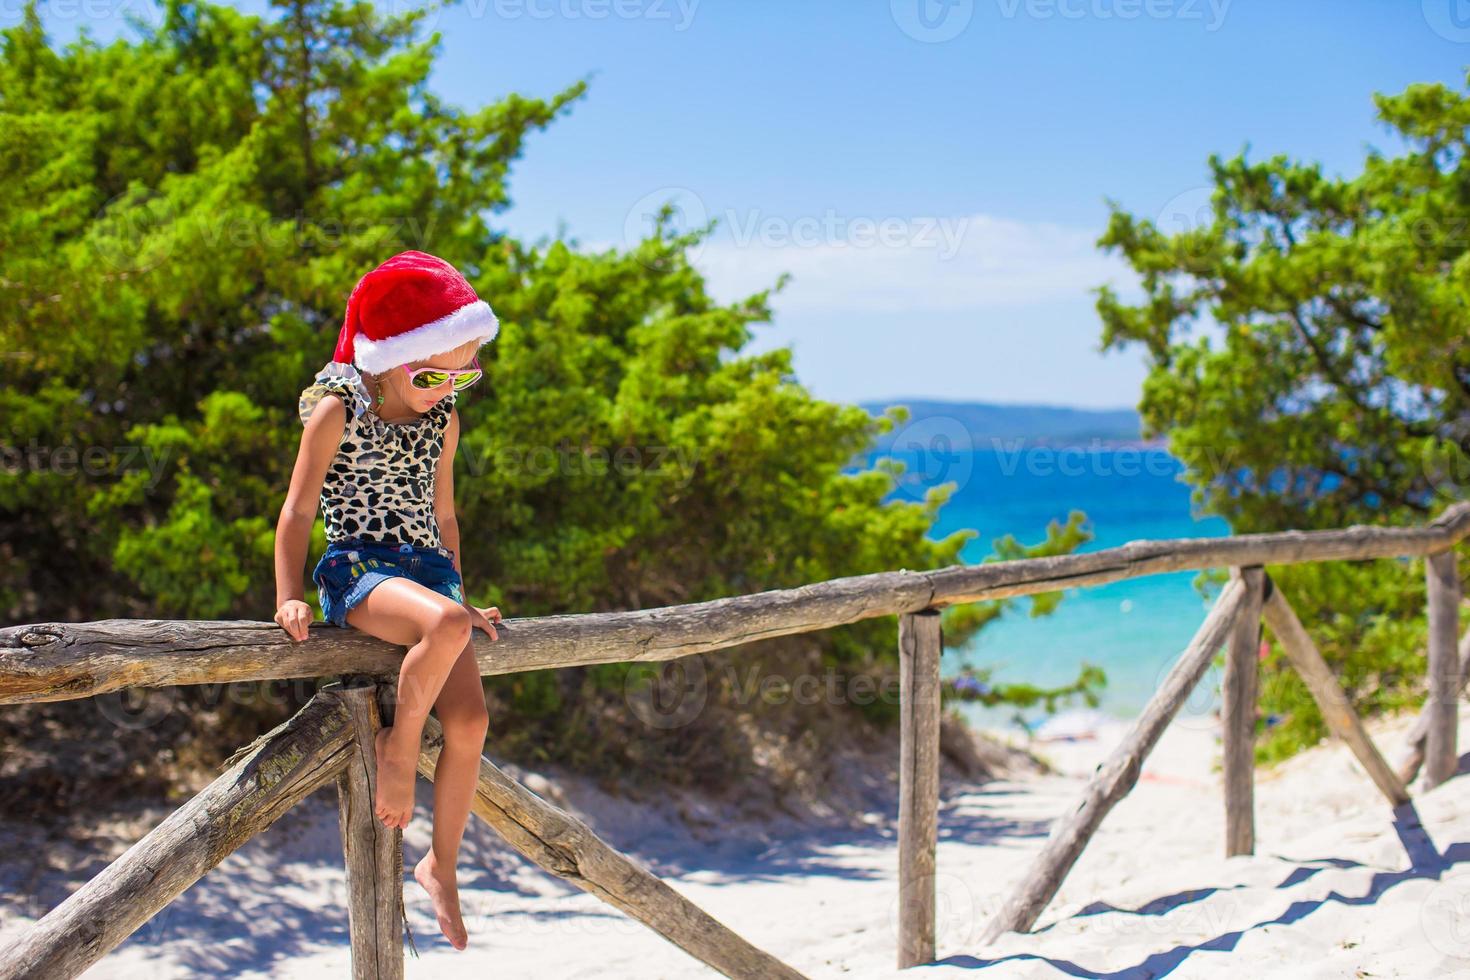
[1,501,1467,977]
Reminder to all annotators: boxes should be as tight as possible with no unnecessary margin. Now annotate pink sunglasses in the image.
[399,355,483,391]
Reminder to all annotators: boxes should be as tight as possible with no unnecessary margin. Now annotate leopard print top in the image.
[298,362,458,550]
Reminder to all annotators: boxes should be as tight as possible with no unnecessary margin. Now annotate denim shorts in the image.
[313,536,465,628]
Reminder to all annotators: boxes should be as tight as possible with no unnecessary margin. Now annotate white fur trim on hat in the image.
[352,300,500,374]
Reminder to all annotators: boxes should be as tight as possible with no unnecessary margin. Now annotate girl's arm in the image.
[274,395,347,641]
[435,407,501,638]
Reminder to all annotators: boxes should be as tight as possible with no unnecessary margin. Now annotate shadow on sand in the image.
[932,753,1470,978]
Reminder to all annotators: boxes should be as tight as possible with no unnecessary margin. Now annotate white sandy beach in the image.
[4,702,1469,979]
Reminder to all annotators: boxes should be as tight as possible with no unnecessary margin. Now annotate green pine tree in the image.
[1093,73,1470,762]
[1,0,1099,788]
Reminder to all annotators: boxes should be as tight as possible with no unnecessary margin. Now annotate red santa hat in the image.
[332,250,499,374]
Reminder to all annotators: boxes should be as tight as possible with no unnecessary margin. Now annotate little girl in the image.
[273,249,503,951]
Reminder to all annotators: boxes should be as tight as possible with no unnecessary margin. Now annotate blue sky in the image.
[16,0,1468,409]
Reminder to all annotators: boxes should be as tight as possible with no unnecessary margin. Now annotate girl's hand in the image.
[465,603,502,641]
[275,599,314,642]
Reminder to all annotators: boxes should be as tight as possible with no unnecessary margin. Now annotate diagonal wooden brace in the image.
[1260,575,1409,807]
[415,714,807,980]
[978,573,1251,943]
[0,689,358,980]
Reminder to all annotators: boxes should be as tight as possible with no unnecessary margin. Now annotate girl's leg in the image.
[414,637,489,949]
[344,578,473,829]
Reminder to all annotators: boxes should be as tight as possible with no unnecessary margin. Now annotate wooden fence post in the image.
[1396,623,1470,787]
[1425,549,1461,789]
[1222,566,1265,856]
[330,678,408,979]
[897,609,942,968]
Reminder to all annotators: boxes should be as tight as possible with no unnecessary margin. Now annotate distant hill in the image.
[856,398,1156,449]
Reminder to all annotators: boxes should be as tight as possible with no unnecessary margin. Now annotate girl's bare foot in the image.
[414,851,469,949]
[373,726,418,829]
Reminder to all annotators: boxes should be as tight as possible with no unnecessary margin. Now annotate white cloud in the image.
[686,212,1142,313]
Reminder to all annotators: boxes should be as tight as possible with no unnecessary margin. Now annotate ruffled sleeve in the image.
[298,360,372,426]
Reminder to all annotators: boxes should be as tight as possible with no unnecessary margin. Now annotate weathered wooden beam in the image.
[0,689,357,980]
[1222,566,1266,856]
[1261,575,1409,808]
[1396,622,1470,787]
[897,609,942,969]
[414,715,807,980]
[5,501,1470,704]
[334,680,408,979]
[1424,549,1461,789]
[978,573,1251,943]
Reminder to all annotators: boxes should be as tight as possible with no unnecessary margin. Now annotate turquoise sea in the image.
[850,443,1233,733]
